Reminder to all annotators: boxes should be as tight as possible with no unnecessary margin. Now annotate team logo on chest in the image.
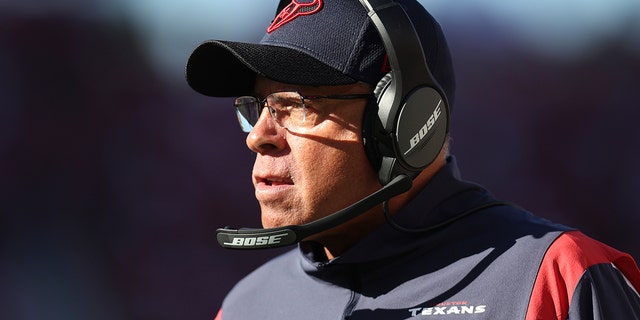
[408,301,487,317]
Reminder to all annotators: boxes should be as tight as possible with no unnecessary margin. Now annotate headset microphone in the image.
[216,174,411,249]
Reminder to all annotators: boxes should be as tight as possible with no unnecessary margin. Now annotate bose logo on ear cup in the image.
[406,100,442,155]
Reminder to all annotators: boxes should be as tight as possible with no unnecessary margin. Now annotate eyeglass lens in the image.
[234,96,261,132]
[234,92,307,133]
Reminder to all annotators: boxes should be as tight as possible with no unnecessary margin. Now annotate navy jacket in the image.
[216,158,640,319]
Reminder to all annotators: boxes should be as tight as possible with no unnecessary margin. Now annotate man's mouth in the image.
[259,177,294,187]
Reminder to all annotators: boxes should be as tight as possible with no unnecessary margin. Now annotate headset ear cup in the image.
[370,71,449,185]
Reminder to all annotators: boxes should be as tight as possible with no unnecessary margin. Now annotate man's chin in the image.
[260,210,302,229]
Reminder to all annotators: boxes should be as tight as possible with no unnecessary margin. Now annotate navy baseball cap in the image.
[186,0,455,106]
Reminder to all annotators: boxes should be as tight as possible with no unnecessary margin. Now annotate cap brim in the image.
[185,40,357,97]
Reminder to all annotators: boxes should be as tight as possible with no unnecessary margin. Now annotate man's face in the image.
[247,76,381,238]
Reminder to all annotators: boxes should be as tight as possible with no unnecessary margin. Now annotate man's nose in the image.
[246,107,287,153]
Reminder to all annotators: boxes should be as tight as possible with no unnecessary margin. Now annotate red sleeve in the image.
[214,308,222,320]
[525,230,640,320]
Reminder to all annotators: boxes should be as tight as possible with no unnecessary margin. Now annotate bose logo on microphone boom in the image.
[223,233,289,247]
[405,100,442,155]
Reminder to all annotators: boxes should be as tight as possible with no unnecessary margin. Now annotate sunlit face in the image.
[246,76,381,240]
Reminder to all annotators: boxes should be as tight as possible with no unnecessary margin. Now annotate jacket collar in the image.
[299,156,496,268]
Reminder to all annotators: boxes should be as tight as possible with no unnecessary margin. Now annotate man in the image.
[186,0,640,319]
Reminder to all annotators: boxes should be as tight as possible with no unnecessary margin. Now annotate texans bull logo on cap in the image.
[268,0,323,33]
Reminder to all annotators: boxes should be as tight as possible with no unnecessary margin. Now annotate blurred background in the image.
[1,0,638,319]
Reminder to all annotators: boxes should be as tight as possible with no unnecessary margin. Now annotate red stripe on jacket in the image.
[526,230,640,319]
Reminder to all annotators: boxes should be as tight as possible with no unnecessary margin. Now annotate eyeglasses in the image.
[234,91,371,133]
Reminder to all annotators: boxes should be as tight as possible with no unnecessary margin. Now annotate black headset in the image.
[215,0,451,249]
[360,0,450,185]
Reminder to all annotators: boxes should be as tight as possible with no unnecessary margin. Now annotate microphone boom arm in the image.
[216,174,412,249]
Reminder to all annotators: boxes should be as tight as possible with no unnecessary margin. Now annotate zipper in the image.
[342,268,362,319]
